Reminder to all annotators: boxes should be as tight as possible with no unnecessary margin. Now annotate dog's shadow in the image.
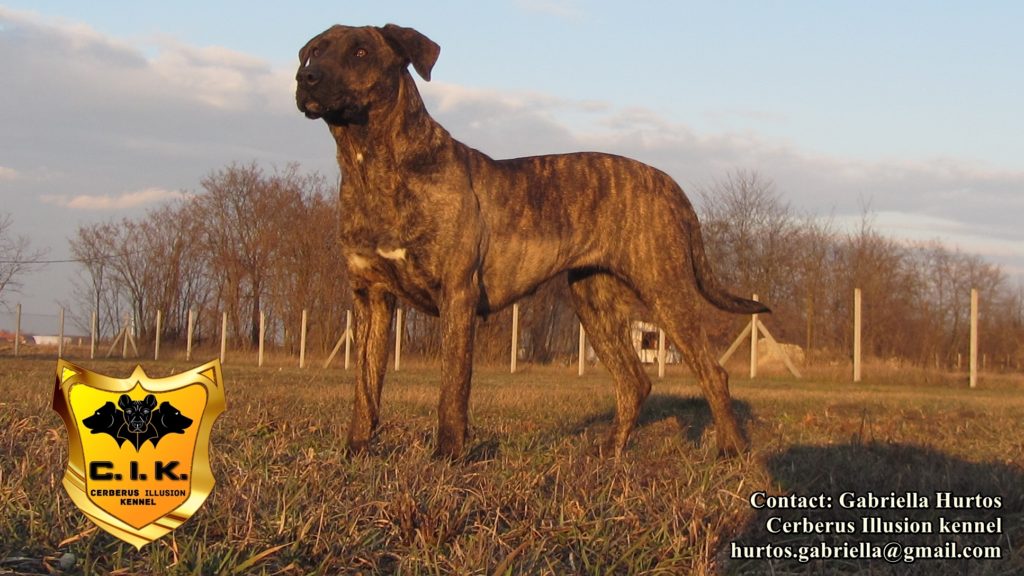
[563,393,755,447]
[464,394,750,461]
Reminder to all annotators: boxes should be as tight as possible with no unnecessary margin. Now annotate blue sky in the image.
[2,1,1023,332]
[11,1,1022,165]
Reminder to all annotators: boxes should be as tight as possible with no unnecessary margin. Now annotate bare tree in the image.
[795,214,838,362]
[0,212,48,306]
[197,163,289,346]
[838,210,921,361]
[265,171,350,353]
[698,170,799,295]
[697,170,805,344]
[68,222,119,337]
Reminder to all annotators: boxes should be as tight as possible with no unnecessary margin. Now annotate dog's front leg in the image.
[434,285,478,459]
[347,285,396,455]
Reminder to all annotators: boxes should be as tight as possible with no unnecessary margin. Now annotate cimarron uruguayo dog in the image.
[295,24,768,459]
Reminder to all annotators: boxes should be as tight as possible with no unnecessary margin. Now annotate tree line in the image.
[696,170,1022,370]
[66,164,1023,370]
[68,163,347,356]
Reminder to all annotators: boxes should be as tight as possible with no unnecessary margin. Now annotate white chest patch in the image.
[376,247,408,262]
[348,254,371,270]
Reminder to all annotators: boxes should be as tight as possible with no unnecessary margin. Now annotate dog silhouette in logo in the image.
[83,401,127,446]
[118,394,160,450]
[82,394,192,450]
[152,401,193,437]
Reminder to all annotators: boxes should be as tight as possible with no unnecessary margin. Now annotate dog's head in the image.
[83,401,121,434]
[118,394,157,433]
[295,24,440,125]
[154,401,193,435]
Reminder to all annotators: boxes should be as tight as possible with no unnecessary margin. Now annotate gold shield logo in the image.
[52,359,225,549]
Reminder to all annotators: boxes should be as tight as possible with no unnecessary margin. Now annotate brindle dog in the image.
[296,24,768,459]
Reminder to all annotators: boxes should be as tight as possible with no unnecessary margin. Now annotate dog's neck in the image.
[328,72,450,182]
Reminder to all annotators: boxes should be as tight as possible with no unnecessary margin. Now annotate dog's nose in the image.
[297,65,322,87]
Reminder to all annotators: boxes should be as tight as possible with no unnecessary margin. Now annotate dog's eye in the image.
[355,47,368,58]
[311,47,321,58]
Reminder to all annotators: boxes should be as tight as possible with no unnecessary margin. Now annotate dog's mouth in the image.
[302,100,324,119]
[298,97,370,126]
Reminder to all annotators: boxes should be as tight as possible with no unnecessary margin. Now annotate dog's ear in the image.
[144,394,157,409]
[298,30,322,65]
[378,24,440,81]
[118,394,132,410]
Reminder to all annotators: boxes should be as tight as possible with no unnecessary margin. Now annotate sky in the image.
[2,1,1023,333]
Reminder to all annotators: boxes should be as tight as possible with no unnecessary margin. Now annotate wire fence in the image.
[0,288,996,386]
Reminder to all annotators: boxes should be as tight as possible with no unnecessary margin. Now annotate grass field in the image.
[1,356,1022,574]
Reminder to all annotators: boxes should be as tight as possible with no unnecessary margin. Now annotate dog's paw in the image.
[432,435,466,462]
[715,432,749,458]
[344,437,372,458]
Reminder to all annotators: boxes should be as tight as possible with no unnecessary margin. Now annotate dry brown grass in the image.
[1,357,1022,574]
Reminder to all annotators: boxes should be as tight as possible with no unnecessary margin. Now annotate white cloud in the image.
[148,37,293,110]
[0,6,293,115]
[425,82,585,116]
[41,188,187,211]
[0,6,137,56]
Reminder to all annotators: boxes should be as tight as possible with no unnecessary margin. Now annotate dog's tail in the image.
[687,222,771,315]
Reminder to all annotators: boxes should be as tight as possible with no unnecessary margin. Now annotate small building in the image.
[631,321,681,364]
[31,335,71,347]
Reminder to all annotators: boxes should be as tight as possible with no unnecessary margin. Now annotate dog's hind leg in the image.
[567,270,652,457]
[643,285,749,456]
